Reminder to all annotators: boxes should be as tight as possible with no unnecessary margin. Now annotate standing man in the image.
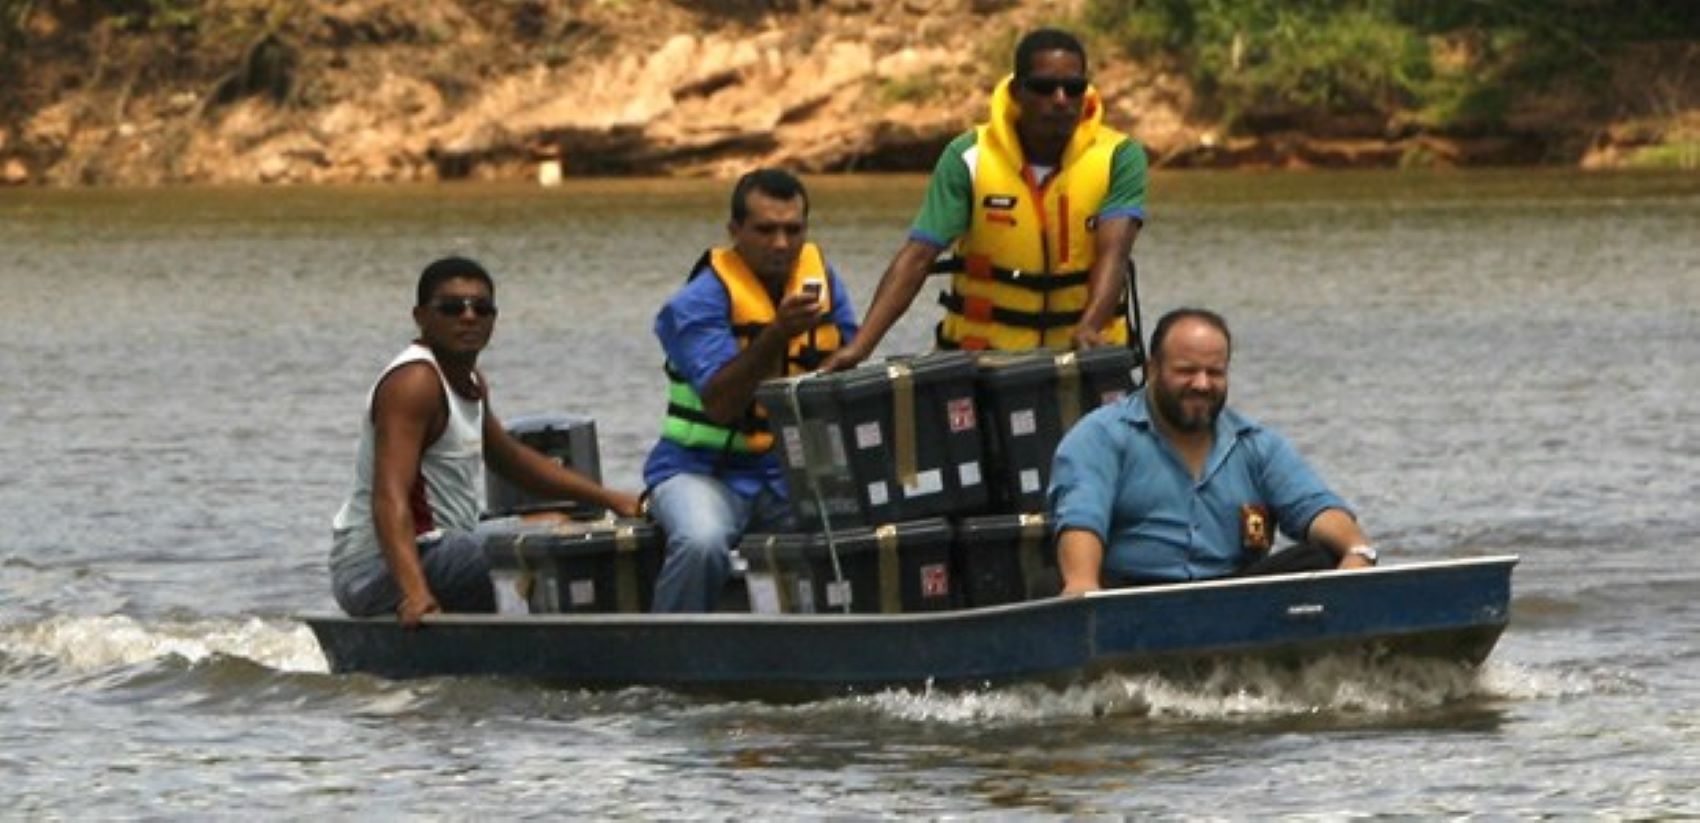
[823,27,1146,369]
[1048,308,1379,593]
[643,168,859,612]
[330,257,641,627]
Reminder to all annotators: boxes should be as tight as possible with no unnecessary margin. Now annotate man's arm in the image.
[1071,216,1140,349]
[1047,413,1124,595]
[481,407,641,518]
[1252,428,1375,571]
[699,291,824,422]
[820,239,942,371]
[369,362,448,628]
[1305,508,1375,570]
[822,135,969,372]
[1057,528,1107,595]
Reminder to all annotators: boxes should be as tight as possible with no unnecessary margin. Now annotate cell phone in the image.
[800,279,824,300]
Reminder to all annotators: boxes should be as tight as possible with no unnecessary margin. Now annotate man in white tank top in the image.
[330,257,641,627]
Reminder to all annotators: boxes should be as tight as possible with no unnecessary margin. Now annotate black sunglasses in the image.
[430,296,498,318]
[1020,75,1089,98]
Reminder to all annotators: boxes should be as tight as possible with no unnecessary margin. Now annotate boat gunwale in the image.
[300,554,1520,628]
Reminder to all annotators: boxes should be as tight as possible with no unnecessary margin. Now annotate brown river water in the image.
[1,170,1696,816]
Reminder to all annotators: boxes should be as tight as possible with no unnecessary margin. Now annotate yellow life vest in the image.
[937,75,1131,351]
[662,243,841,455]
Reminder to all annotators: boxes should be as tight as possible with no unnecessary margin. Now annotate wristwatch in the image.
[1346,545,1379,565]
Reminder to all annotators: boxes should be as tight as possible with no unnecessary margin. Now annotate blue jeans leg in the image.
[747,488,797,535]
[648,473,750,613]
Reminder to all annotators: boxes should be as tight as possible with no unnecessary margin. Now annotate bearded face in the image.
[1147,318,1230,434]
[1150,368,1226,433]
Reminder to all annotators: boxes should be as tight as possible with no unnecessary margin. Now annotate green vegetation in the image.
[1627,141,1700,170]
[879,73,946,105]
[1083,0,1700,133]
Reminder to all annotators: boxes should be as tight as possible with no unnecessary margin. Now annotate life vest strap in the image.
[662,400,763,434]
[938,291,1128,332]
[928,256,1090,292]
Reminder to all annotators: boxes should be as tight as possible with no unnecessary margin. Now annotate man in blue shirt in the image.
[1048,307,1378,592]
[643,169,860,612]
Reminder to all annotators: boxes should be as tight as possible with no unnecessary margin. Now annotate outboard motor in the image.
[485,412,605,520]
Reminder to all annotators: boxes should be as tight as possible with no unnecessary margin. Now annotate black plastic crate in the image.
[741,518,957,613]
[482,518,660,613]
[758,351,988,530]
[953,513,1058,607]
[972,348,1136,512]
[485,413,605,520]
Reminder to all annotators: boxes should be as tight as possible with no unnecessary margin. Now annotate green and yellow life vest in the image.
[937,75,1131,351]
[661,243,841,455]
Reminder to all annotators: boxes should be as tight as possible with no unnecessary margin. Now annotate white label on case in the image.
[746,573,781,614]
[491,572,530,615]
[1020,468,1042,493]
[782,426,806,467]
[904,468,943,497]
[855,421,883,450]
[569,578,596,607]
[1010,408,1038,437]
[826,580,852,608]
[958,461,981,487]
[795,579,818,613]
[867,481,889,506]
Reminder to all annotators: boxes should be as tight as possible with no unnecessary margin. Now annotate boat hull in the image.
[305,556,1515,699]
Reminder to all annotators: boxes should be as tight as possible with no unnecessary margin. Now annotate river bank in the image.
[3,0,1697,186]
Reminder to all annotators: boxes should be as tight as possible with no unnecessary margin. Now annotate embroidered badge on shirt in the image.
[1240,504,1272,554]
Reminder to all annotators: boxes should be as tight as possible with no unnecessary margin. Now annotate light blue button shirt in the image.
[1047,388,1350,582]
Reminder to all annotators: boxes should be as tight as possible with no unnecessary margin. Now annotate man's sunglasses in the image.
[1020,76,1089,98]
[430,296,498,318]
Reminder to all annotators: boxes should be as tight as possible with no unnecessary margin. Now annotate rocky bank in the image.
[2,0,1697,187]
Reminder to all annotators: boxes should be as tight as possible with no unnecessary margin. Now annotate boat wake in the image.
[844,655,1619,726]
[0,614,328,677]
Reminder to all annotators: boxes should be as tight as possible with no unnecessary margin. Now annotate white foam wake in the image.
[854,656,1530,724]
[0,614,329,674]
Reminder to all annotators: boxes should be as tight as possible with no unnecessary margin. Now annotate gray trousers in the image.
[332,530,496,617]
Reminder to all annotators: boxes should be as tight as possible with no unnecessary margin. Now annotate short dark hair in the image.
[1149,307,1232,363]
[416,256,494,307]
[730,167,810,224]
[1013,27,1087,78]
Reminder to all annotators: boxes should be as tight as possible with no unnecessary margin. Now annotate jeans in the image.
[331,529,496,617]
[648,472,795,613]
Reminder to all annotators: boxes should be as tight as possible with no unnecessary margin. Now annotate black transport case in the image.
[757,352,988,529]
[482,519,661,614]
[741,518,957,614]
[972,348,1136,511]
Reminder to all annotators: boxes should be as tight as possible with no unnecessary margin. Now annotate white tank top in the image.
[329,343,485,573]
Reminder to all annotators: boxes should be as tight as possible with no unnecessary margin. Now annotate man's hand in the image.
[397,591,440,629]
[1070,325,1107,351]
[773,292,825,339]
[1059,580,1101,598]
[608,490,643,519]
[819,340,870,373]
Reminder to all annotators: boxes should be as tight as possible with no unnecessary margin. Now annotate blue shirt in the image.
[642,256,859,499]
[1047,389,1350,582]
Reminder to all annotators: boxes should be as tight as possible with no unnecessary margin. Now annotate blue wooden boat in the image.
[304,555,1516,699]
